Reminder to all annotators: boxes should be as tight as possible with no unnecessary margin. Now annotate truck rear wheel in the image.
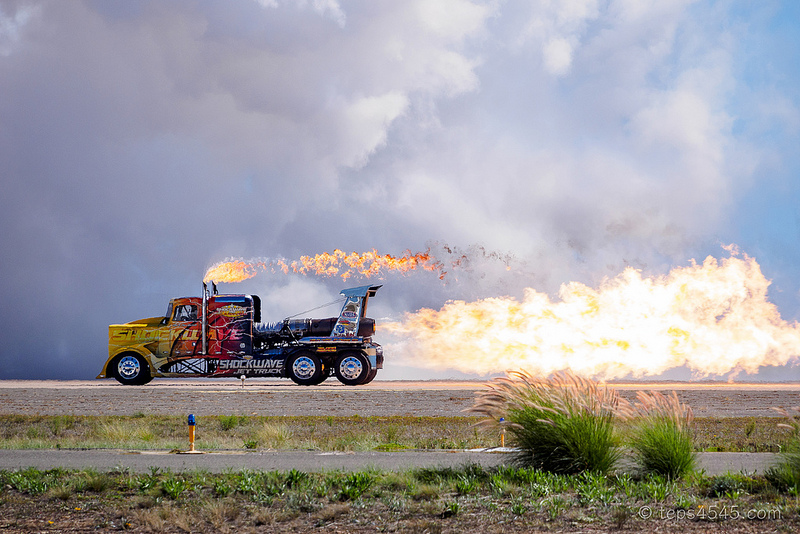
[288,352,325,386]
[111,353,152,386]
[334,352,371,386]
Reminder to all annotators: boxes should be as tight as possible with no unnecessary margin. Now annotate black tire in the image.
[334,351,371,386]
[307,365,329,385]
[110,353,152,386]
[361,368,378,385]
[287,352,325,386]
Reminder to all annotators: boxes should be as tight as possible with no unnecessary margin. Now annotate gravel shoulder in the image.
[1,379,799,417]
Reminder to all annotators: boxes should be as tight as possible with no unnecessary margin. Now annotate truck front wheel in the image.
[288,352,325,386]
[334,352,371,386]
[111,353,152,386]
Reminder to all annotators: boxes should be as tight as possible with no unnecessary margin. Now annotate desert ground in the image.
[1,379,799,418]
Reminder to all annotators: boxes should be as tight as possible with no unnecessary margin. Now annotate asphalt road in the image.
[0,449,780,476]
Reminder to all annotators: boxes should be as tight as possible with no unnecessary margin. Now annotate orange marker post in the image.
[178,414,203,454]
[188,414,196,451]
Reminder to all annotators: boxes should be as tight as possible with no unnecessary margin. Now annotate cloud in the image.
[326,91,409,169]
[0,2,38,56]
[514,0,602,76]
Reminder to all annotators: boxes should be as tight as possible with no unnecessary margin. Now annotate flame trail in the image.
[203,249,445,283]
[383,248,800,380]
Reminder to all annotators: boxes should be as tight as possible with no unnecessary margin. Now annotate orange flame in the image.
[383,248,800,380]
[204,249,444,283]
[203,259,267,284]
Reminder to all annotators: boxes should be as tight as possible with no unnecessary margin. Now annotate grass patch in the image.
[0,413,793,454]
[0,415,491,451]
[1,464,797,532]
[690,416,788,452]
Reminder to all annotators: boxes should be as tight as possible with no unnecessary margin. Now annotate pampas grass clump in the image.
[766,406,800,490]
[470,370,622,475]
[622,391,695,479]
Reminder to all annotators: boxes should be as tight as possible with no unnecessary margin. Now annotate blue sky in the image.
[723,1,800,317]
[1,0,799,380]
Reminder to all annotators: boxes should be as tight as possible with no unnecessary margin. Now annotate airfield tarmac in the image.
[0,379,799,418]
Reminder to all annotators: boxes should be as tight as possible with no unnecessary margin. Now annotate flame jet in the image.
[383,249,800,380]
[204,249,445,283]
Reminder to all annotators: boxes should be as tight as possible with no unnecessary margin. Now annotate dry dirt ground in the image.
[0,379,799,418]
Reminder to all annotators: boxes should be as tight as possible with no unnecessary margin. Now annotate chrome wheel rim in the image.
[118,355,141,379]
[293,356,316,379]
[339,356,363,381]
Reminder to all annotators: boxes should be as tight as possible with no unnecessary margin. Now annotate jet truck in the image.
[97,284,384,386]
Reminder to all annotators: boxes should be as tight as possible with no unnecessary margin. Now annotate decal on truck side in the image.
[218,304,247,318]
[218,359,282,370]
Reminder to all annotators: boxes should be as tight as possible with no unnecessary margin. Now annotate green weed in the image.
[543,495,568,520]
[454,475,478,495]
[338,472,374,501]
[161,476,190,499]
[441,500,460,518]
[410,483,440,501]
[575,471,614,506]
[509,498,527,515]
[218,415,236,431]
[639,475,674,502]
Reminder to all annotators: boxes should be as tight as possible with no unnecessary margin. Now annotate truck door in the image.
[170,302,202,357]
[157,299,202,359]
